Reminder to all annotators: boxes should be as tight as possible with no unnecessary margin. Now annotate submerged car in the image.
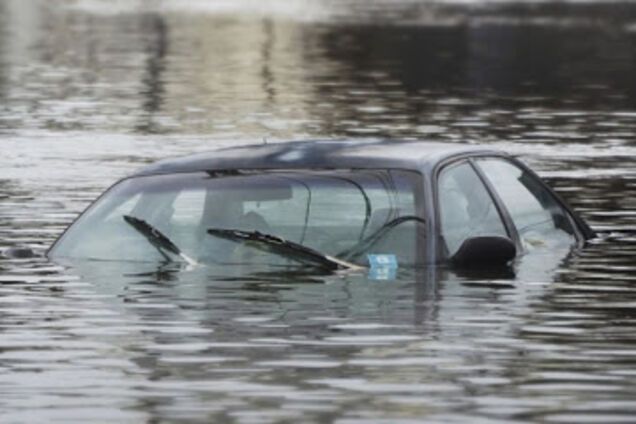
[47,140,594,270]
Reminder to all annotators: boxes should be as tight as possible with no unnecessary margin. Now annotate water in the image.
[2,0,636,422]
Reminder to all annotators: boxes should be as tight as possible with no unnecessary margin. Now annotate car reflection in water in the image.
[48,240,579,403]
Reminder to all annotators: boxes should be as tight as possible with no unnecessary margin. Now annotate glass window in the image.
[476,158,576,250]
[438,162,508,256]
[164,188,206,250]
[49,170,423,267]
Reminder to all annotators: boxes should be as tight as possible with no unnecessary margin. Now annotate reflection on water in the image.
[2,0,636,422]
[135,13,168,134]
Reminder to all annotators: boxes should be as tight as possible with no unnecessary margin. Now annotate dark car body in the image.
[47,140,594,268]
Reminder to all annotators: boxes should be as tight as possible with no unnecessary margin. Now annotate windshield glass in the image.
[49,170,424,267]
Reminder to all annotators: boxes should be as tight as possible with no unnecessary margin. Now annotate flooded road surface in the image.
[2,0,636,422]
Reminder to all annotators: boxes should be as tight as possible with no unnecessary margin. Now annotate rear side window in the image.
[475,158,576,250]
[438,162,508,256]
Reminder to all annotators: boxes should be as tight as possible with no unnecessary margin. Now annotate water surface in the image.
[2,0,636,422]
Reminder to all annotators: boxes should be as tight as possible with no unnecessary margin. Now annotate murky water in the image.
[2,0,636,422]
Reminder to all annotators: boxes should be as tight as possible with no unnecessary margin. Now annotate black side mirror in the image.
[451,236,516,268]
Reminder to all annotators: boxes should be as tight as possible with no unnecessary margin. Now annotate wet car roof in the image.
[133,140,501,177]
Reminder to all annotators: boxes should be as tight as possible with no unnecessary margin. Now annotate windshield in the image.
[49,169,424,267]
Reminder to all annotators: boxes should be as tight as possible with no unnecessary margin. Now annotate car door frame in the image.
[432,152,594,263]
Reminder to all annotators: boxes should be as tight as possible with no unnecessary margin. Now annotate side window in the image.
[438,162,508,256]
[475,158,576,250]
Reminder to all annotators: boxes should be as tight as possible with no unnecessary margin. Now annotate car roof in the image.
[133,139,503,177]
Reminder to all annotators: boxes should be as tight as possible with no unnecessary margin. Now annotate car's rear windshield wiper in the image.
[206,228,362,271]
[123,215,196,265]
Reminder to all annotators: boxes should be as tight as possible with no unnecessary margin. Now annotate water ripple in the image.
[2,0,636,422]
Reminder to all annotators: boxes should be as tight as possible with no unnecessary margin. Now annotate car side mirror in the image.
[451,236,516,268]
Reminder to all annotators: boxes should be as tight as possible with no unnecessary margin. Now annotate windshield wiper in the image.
[123,215,197,265]
[206,228,363,271]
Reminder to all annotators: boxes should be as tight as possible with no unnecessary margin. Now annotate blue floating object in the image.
[367,254,398,280]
